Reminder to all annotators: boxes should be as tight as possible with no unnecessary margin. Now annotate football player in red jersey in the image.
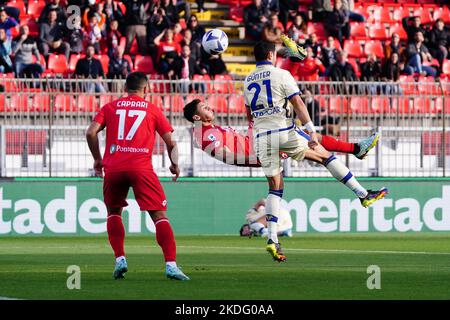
[86,72,189,280]
[183,99,378,167]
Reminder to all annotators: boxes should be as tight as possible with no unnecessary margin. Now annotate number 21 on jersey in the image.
[115,109,146,140]
[247,80,273,112]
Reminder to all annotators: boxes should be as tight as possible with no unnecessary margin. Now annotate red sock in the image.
[155,217,176,262]
[107,214,125,258]
[321,135,355,154]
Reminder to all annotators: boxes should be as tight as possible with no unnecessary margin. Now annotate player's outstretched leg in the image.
[107,213,128,279]
[152,214,190,281]
[319,132,380,160]
[305,145,388,208]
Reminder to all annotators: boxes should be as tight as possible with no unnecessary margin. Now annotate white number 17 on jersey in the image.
[115,109,146,140]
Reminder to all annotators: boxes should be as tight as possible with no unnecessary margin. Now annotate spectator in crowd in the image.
[287,14,308,45]
[384,32,405,61]
[324,0,364,22]
[157,49,178,74]
[324,0,350,47]
[74,45,106,93]
[321,36,339,69]
[68,15,84,55]
[282,46,325,81]
[160,0,180,24]
[202,52,227,77]
[382,52,402,94]
[263,0,279,13]
[402,15,426,44]
[173,22,184,44]
[405,31,437,77]
[305,33,321,58]
[328,50,357,81]
[0,28,12,73]
[0,6,18,38]
[180,28,201,63]
[147,7,170,58]
[39,10,71,61]
[262,13,283,50]
[12,25,44,78]
[84,12,105,53]
[196,0,206,13]
[39,0,67,24]
[107,47,132,79]
[244,0,270,41]
[107,19,122,57]
[154,28,182,64]
[103,0,125,29]
[303,89,340,136]
[428,18,450,69]
[0,1,19,22]
[360,53,382,94]
[187,14,205,44]
[361,53,381,81]
[123,0,150,55]
[278,0,298,28]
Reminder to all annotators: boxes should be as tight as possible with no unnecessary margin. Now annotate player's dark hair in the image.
[125,72,148,93]
[184,99,201,123]
[253,41,275,62]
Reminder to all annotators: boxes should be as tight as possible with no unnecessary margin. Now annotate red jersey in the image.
[281,57,325,81]
[157,41,182,61]
[94,95,173,173]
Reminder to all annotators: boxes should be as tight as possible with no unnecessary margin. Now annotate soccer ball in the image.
[201,29,228,55]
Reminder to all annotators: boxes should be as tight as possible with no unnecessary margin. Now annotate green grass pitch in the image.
[1,234,449,300]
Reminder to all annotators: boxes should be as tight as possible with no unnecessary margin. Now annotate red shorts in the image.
[103,170,167,211]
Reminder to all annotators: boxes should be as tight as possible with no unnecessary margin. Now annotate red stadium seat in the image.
[370,97,390,114]
[368,24,388,41]
[54,94,76,112]
[116,1,126,15]
[27,0,46,18]
[0,73,17,92]
[213,74,234,93]
[347,58,361,77]
[350,22,367,39]
[343,40,363,58]
[389,23,408,41]
[371,6,392,23]
[99,95,114,107]
[9,94,30,112]
[207,95,228,113]
[391,97,411,114]
[134,55,154,74]
[94,54,110,75]
[148,95,164,110]
[398,75,416,95]
[349,97,369,113]
[148,74,169,93]
[5,129,46,155]
[123,54,134,70]
[193,74,213,93]
[20,18,39,37]
[392,7,411,21]
[328,97,349,114]
[68,54,84,72]
[364,40,384,59]
[77,95,99,112]
[352,5,369,21]
[442,60,450,76]
[307,22,326,38]
[47,54,68,74]
[228,95,246,113]
[421,132,450,156]
[0,95,7,112]
[433,7,450,24]
[418,76,439,95]
[163,95,184,113]
[434,97,450,114]
[186,94,205,104]
[31,95,51,112]
[413,9,432,25]
[229,6,243,23]
[6,0,27,18]
[413,97,432,113]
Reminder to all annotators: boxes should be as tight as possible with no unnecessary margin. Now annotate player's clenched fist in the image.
[170,164,180,182]
[94,159,104,178]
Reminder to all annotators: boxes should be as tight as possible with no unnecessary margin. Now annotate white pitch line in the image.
[0,296,22,300]
[1,245,450,256]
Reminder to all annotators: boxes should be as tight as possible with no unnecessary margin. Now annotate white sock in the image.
[266,191,282,244]
[325,155,368,198]
[116,256,126,263]
[166,261,177,268]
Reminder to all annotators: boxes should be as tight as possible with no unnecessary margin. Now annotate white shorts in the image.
[255,127,310,177]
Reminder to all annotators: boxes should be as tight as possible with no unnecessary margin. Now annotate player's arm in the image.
[161,131,180,181]
[213,145,259,167]
[245,105,253,123]
[86,121,105,178]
